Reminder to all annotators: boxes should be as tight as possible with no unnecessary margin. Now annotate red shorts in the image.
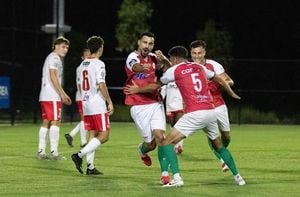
[84,113,110,132]
[76,101,83,115]
[40,101,62,121]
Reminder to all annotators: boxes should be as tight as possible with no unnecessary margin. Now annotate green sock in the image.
[158,146,169,172]
[217,146,238,175]
[222,137,231,148]
[161,144,179,174]
[208,138,222,160]
[140,142,148,154]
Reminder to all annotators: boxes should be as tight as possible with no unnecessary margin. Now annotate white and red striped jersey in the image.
[78,58,107,115]
[160,61,215,113]
[124,51,160,105]
[204,59,225,107]
[39,52,63,101]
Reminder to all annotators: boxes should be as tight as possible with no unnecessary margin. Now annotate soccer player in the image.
[37,36,72,160]
[125,46,245,187]
[160,46,245,187]
[123,32,172,185]
[189,40,234,172]
[64,48,90,147]
[160,74,185,154]
[71,36,113,175]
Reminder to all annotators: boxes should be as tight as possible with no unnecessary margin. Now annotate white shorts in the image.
[130,102,166,143]
[174,109,220,140]
[215,104,230,132]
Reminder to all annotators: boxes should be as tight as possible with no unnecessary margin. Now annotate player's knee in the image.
[221,135,230,148]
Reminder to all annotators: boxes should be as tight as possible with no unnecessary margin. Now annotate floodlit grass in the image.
[0,123,300,197]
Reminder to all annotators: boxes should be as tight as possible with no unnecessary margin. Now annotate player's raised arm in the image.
[212,74,240,100]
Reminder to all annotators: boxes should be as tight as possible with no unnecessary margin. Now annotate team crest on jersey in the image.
[129,59,137,67]
[133,72,146,79]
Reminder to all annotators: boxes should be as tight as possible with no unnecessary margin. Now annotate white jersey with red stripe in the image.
[160,61,215,113]
[39,52,63,101]
[124,51,160,105]
[78,58,107,115]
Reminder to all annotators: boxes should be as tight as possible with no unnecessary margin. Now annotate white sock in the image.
[162,171,169,176]
[49,125,60,156]
[79,121,87,145]
[69,122,80,137]
[86,151,95,170]
[78,138,101,158]
[38,127,48,154]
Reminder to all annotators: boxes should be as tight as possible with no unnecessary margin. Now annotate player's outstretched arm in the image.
[123,81,162,95]
[212,74,240,100]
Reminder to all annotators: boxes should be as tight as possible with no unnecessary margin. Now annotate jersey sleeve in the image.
[201,64,215,79]
[96,60,106,84]
[76,65,81,86]
[49,55,61,70]
[160,66,176,84]
[209,59,225,75]
[126,52,140,71]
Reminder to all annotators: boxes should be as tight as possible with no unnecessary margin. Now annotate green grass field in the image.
[0,123,299,197]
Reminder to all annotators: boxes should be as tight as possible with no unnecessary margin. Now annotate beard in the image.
[140,48,150,57]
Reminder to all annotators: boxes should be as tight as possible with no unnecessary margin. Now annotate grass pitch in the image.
[0,123,299,197]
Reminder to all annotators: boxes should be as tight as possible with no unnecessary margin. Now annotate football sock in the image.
[207,138,222,160]
[140,142,148,154]
[162,144,179,175]
[38,127,48,154]
[79,121,87,145]
[69,122,80,137]
[49,125,59,156]
[86,151,95,170]
[158,145,169,172]
[78,138,101,158]
[217,146,238,175]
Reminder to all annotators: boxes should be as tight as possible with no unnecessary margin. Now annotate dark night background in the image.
[0,0,299,122]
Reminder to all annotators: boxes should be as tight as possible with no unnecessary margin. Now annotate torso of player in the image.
[173,62,214,113]
[204,59,225,107]
[39,52,63,101]
[79,58,107,115]
[165,82,184,112]
[124,52,160,105]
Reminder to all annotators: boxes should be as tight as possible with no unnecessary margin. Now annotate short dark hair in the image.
[168,46,188,59]
[189,40,206,49]
[87,36,104,54]
[138,31,155,40]
[52,36,70,49]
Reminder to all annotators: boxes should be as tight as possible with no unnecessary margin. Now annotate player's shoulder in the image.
[206,59,223,67]
[127,51,138,59]
[47,52,60,61]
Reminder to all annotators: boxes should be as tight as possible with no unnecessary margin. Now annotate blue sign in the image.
[0,77,10,109]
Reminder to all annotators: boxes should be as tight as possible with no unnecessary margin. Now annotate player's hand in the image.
[107,103,114,116]
[123,81,140,94]
[61,94,72,105]
[155,50,167,61]
[230,92,241,100]
[141,63,151,71]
